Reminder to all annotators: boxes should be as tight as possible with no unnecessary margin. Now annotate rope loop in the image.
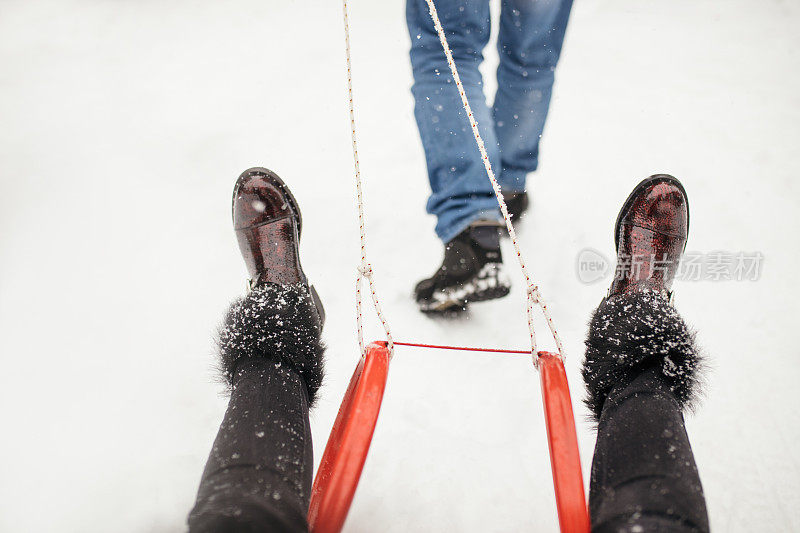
[344,0,394,357]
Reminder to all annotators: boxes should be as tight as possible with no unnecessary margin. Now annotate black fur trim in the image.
[217,283,325,405]
[582,290,703,422]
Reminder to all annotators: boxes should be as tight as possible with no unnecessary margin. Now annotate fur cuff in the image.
[582,290,703,422]
[217,283,325,405]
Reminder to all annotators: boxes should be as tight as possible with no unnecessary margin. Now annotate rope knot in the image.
[527,285,541,304]
[358,262,373,278]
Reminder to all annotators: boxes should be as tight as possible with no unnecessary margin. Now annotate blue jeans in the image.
[407,0,573,243]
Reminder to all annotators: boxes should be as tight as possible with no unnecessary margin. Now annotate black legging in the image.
[189,364,708,533]
[589,367,709,532]
[188,359,312,533]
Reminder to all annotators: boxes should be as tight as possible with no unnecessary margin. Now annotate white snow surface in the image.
[1,1,799,531]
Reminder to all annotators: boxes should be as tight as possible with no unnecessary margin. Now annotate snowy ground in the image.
[1,0,799,531]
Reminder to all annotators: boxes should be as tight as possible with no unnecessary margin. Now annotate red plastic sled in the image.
[308,343,590,533]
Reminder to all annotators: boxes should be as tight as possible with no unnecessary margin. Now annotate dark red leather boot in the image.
[608,174,689,299]
[232,167,325,324]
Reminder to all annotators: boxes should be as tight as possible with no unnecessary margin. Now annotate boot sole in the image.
[418,263,511,313]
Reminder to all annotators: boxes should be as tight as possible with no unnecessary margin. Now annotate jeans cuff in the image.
[437,208,503,243]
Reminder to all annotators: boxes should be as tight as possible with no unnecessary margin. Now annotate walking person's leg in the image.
[406,0,501,244]
[581,175,710,532]
[188,169,325,533]
[494,0,573,199]
[408,0,515,313]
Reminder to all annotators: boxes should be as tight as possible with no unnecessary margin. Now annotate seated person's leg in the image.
[189,361,312,532]
[582,176,709,532]
[189,169,325,533]
[584,292,708,533]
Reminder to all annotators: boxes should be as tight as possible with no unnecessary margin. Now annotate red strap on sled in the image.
[307,342,391,533]
[308,344,589,533]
